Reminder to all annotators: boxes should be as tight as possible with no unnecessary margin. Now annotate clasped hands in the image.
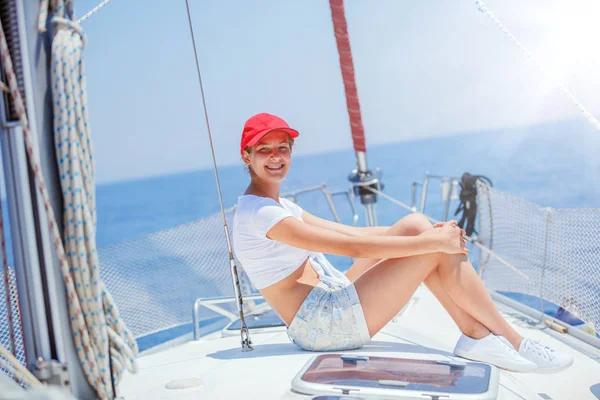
[422,219,469,255]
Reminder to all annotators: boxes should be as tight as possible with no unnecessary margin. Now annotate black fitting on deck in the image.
[348,168,383,205]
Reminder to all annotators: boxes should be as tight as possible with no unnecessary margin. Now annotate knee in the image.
[394,213,433,236]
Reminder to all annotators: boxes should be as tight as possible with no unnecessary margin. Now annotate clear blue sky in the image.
[74,0,600,184]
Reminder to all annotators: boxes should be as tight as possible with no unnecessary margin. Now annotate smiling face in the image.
[242,130,293,185]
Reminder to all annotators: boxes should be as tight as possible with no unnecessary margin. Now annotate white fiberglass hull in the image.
[120,285,600,400]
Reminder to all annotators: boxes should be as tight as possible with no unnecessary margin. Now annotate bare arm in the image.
[301,210,389,237]
[267,216,467,259]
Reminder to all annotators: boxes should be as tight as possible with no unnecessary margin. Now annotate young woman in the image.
[232,112,573,373]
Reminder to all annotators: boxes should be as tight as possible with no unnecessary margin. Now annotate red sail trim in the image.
[329,0,366,153]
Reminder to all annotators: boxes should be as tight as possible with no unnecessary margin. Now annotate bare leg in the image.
[354,253,441,337]
[347,225,489,339]
[423,268,490,339]
[346,214,490,338]
[436,252,523,349]
[349,213,522,349]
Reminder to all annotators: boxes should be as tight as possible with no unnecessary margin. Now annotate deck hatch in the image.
[292,354,500,399]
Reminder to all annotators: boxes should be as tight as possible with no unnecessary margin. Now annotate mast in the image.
[329,0,382,226]
[0,1,95,398]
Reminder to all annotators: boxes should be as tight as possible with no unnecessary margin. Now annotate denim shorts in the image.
[287,282,371,351]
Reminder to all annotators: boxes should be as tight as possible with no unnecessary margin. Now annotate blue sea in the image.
[2,119,600,350]
[96,119,600,248]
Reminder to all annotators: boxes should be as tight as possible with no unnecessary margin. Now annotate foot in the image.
[518,338,574,373]
[453,334,537,372]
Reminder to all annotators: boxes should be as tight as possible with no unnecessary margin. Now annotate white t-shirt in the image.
[232,195,350,290]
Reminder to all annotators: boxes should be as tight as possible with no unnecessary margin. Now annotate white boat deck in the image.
[120,286,600,400]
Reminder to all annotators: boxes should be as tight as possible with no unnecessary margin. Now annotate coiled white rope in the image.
[0,345,42,388]
[49,13,139,396]
[475,0,600,131]
[0,1,137,398]
[47,1,139,396]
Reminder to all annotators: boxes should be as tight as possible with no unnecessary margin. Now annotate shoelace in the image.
[522,339,556,361]
[493,335,520,356]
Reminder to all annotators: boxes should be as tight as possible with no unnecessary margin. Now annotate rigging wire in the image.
[182,0,253,351]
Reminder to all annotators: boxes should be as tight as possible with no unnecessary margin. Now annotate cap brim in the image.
[246,128,299,147]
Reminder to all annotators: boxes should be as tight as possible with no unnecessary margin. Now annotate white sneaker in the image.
[453,334,537,372]
[518,338,574,373]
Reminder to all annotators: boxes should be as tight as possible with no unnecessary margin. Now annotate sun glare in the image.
[542,2,600,84]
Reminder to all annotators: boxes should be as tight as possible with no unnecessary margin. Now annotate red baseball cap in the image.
[240,113,299,155]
